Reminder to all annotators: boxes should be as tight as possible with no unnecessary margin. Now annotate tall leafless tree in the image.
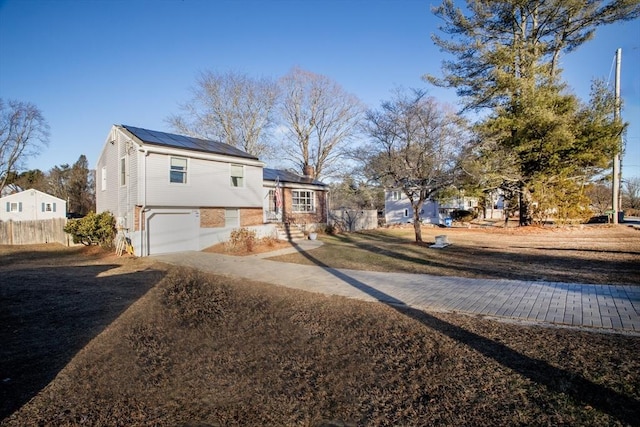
[364,89,467,242]
[278,67,364,179]
[167,70,280,158]
[0,99,49,193]
[623,176,640,213]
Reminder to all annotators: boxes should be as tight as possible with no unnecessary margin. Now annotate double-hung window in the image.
[292,190,315,212]
[230,164,244,187]
[391,190,402,201]
[170,157,187,184]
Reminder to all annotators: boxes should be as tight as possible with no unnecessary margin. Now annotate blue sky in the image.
[1,0,639,180]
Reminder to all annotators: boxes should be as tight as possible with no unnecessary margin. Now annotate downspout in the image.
[138,147,149,256]
[325,187,330,226]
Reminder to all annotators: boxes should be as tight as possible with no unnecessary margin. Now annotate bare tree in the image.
[0,99,49,193]
[585,181,612,215]
[364,89,467,242]
[623,176,640,214]
[167,70,279,158]
[278,67,364,179]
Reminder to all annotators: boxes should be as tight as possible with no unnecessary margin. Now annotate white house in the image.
[384,189,479,225]
[0,189,67,222]
[96,125,328,256]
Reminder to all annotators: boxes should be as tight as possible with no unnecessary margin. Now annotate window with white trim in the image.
[170,157,187,184]
[391,190,402,201]
[230,164,244,187]
[8,202,20,212]
[292,190,315,212]
[120,157,126,186]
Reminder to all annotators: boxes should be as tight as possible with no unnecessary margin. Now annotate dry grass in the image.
[268,224,640,285]
[1,230,639,425]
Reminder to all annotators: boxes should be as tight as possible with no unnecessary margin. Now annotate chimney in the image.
[303,164,315,178]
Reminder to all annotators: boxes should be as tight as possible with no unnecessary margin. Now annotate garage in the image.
[147,210,198,255]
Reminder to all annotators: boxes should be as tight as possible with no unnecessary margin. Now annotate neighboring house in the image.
[384,189,479,225]
[96,125,328,256]
[263,167,328,233]
[0,189,67,222]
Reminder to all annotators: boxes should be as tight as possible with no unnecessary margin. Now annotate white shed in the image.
[0,189,67,222]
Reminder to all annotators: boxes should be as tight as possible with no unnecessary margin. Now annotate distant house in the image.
[384,189,479,225]
[0,189,67,222]
[96,125,328,256]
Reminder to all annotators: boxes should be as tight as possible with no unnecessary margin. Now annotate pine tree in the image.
[427,0,637,224]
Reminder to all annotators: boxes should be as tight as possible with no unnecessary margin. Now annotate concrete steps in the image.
[276,223,306,241]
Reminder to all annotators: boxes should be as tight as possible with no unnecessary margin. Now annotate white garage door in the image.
[148,211,197,255]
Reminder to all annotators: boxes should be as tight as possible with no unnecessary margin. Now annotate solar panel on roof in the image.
[121,125,258,160]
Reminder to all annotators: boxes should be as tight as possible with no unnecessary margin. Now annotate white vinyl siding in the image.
[144,153,263,208]
[0,189,66,221]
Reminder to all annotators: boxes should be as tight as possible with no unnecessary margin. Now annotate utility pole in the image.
[612,48,621,224]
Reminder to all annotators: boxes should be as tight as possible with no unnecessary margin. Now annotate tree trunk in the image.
[519,184,533,226]
[413,205,423,242]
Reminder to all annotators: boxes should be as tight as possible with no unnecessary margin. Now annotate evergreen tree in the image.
[427,0,637,224]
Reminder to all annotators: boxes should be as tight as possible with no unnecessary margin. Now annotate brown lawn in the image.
[1,225,639,426]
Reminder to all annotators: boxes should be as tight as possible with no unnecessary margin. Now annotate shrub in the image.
[64,211,116,247]
[228,227,257,252]
[450,209,476,223]
[260,234,279,247]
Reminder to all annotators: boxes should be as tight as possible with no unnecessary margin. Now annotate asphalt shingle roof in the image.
[263,167,327,187]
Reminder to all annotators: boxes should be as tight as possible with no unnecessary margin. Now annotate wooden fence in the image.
[0,218,70,245]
